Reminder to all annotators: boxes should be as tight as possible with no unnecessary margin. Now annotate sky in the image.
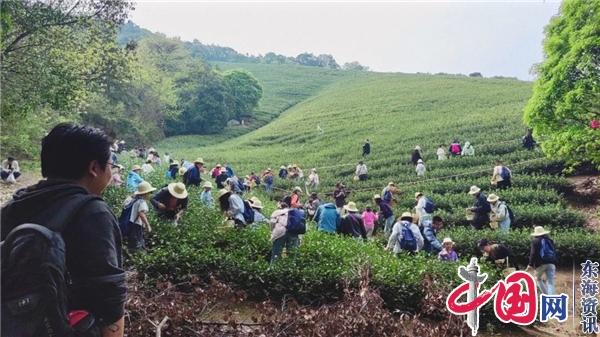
[129,0,563,80]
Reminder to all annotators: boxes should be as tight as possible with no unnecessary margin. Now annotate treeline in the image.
[120,21,369,70]
[1,1,262,158]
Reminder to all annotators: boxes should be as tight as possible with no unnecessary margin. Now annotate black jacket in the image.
[338,214,367,240]
[1,180,126,326]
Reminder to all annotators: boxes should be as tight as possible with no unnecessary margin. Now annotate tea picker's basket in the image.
[465,208,474,221]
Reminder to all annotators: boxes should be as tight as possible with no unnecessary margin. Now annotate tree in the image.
[524,0,600,170]
[223,70,262,120]
[468,72,483,78]
[343,61,369,71]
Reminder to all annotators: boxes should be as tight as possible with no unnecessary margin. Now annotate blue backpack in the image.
[118,199,137,238]
[287,209,306,235]
[424,197,435,214]
[500,166,511,180]
[540,238,556,263]
[242,200,255,224]
[264,175,273,185]
[399,222,417,251]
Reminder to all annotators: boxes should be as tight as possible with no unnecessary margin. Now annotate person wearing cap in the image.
[468,185,491,230]
[200,181,214,208]
[339,202,367,240]
[355,161,368,181]
[333,182,348,211]
[477,239,514,267]
[526,227,557,295]
[381,182,396,204]
[306,168,319,191]
[386,212,424,254]
[415,159,426,177]
[123,181,156,251]
[249,198,267,225]
[422,216,444,254]
[290,186,303,208]
[183,158,204,187]
[488,193,511,233]
[215,168,229,189]
[110,164,124,187]
[414,192,432,225]
[411,146,423,166]
[374,194,395,238]
[151,182,189,222]
[362,139,371,157]
[127,165,144,192]
[436,144,447,161]
[314,202,341,234]
[305,192,322,221]
[438,237,458,262]
[269,202,297,264]
[361,205,378,239]
[262,168,274,193]
[217,188,246,228]
[278,165,288,179]
[461,141,474,156]
[141,159,154,174]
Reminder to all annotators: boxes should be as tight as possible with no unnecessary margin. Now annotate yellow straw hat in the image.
[134,181,156,195]
[167,182,188,199]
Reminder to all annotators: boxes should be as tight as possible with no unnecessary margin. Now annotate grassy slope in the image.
[157,62,348,149]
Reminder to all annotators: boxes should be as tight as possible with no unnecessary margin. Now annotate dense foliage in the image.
[524,0,600,170]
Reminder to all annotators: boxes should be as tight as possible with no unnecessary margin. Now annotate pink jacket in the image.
[361,211,378,229]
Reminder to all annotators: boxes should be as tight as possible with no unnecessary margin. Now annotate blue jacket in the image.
[421,221,442,254]
[378,201,394,219]
[314,203,340,234]
[127,171,143,192]
[185,166,201,186]
[226,165,235,178]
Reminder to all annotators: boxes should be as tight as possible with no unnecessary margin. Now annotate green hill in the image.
[157,62,348,148]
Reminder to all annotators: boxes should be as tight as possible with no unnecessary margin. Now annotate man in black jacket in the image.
[468,185,491,230]
[1,124,126,337]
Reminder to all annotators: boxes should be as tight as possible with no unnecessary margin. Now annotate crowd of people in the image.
[1,123,552,337]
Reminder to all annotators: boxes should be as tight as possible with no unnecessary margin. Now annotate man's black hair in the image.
[41,123,112,180]
[433,216,443,223]
[477,239,490,249]
[7,156,14,161]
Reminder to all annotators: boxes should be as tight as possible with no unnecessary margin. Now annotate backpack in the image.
[423,197,435,214]
[450,143,461,154]
[118,199,137,238]
[505,203,515,223]
[540,238,556,264]
[1,195,101,337]
[242,200,255,224]
[399,222,417,251]
[264,175,273,185]
[287,209,306,235]
[500,166,511,180]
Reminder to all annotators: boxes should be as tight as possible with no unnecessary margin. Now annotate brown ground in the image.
[566,175,600,232]
[0,171,40,204]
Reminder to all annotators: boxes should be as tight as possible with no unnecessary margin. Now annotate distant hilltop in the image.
[118,21,369,71]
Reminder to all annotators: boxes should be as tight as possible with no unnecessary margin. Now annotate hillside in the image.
[157,62,349,148]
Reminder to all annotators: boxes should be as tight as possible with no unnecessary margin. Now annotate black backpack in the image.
[242,200,255,224]
[1,195,101,337]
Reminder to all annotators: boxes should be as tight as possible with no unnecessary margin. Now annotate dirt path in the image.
[0,171,41,204]
[566,175,599,231]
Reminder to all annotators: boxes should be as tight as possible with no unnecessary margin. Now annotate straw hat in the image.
[134,181,156,195]
[487,194,500,203]
[344,202,359,213]
[415,192,423,199]
[442,237,454,245]
[531,226,550,237]
[217,188,231,200]
[293,186,302,193]
[266,168,272,172]
[468,185,481,195]
[194,158,204,164]
[417,159,424,164]
[388,182,395,186]
[167,182,188,199]
[280,165,286,169]
[202,181,213,189]
[132,165,142,171]
[250,199,264,209]
[415,145,421,150]
[249,196,260,203]
[400,212,413,221]
[178,167,187,175]
[373,194,382,200]
[216,163,222,167]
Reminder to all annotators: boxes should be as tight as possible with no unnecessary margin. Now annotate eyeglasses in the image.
[108,162,121,169]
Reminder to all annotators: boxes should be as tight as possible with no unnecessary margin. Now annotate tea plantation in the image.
[110,68,600,315]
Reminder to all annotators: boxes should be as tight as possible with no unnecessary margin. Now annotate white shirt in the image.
[436,148,446,160]
[307,173,319,186]
[355,164,368,176]
[142,163,154,173]
[387,221,424,254]
[415,197,430,219]
[416,163,426,176]
[124,197,149,226]
[2,160,20,173]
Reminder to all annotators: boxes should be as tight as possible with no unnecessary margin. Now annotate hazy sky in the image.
[129,1,562,80]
